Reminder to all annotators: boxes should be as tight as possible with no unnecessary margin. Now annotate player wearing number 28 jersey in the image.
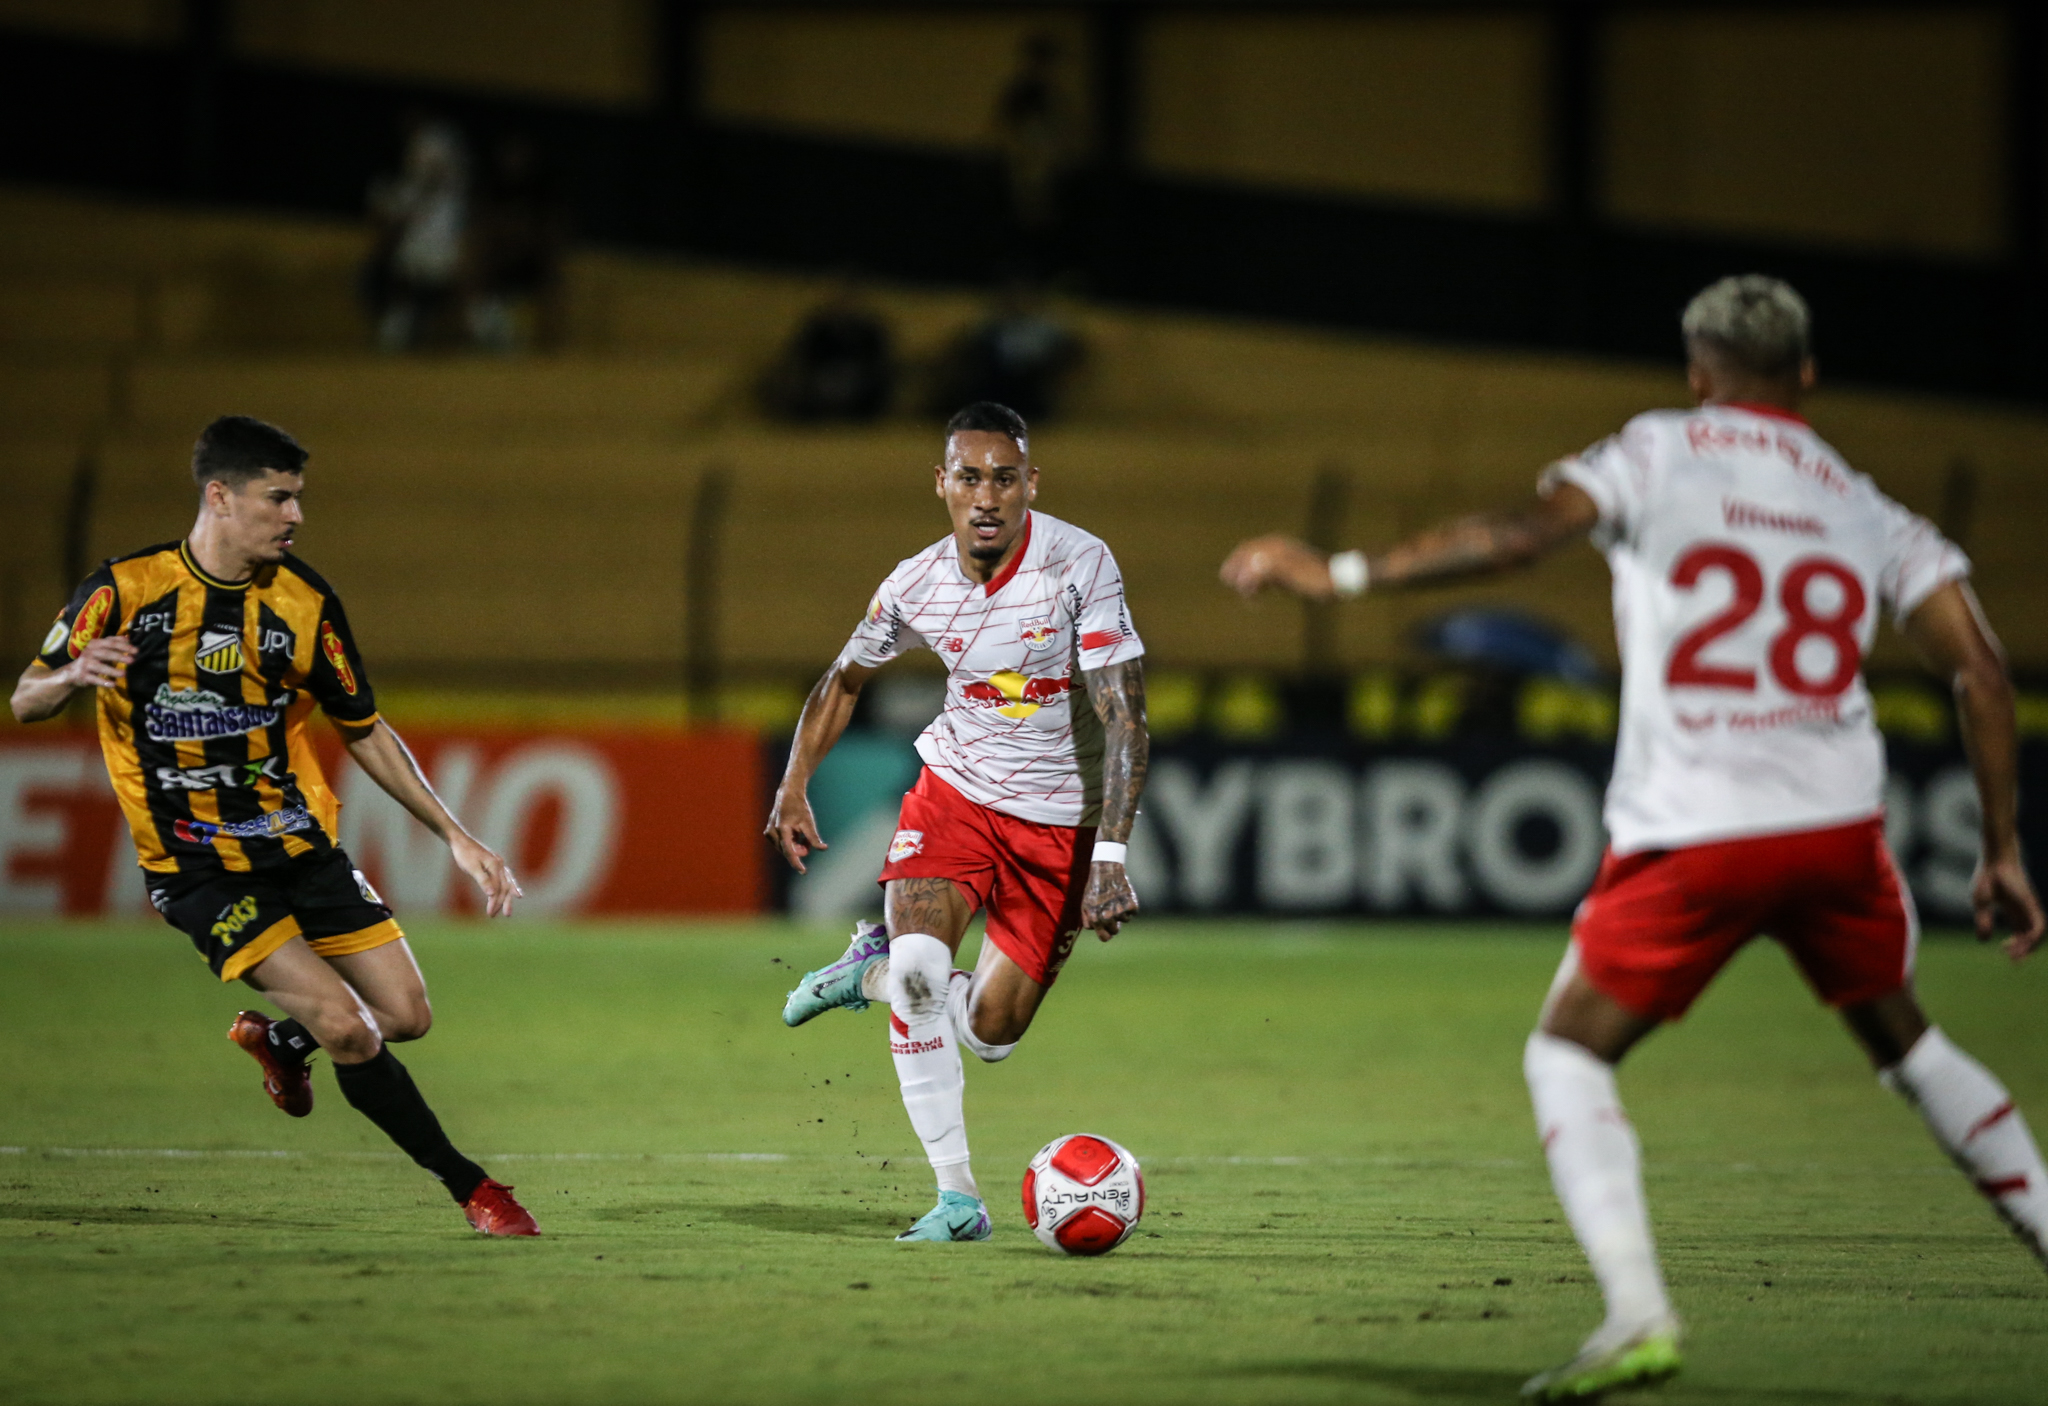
[1555,401,1964,855]
[1223,276,2046,1403]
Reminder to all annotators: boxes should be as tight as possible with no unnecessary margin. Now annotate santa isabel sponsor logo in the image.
[143,685,283,743]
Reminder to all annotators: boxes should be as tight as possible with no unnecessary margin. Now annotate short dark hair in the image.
[191,415,308,489]
[945,400,1028,449]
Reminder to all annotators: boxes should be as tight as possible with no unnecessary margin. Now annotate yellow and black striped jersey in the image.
[36,541,379,876]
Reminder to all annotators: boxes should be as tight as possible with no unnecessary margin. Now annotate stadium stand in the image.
[3,184,2043,712]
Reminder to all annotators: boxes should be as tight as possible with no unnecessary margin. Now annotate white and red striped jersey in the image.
[838,511,1144,826]
[1548,402,1968,854]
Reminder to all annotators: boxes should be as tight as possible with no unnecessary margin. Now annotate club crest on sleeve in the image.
[40,614,68,656]
[888,829,924,862]
[865,592,886,625]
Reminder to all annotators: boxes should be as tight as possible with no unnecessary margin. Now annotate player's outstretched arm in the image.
[336,718,523,917]
[1080,657,1148,940]
[1219,480,1600,600]
[1901,581,2046,959]
[767,659,877,873]
[10,637,136,723]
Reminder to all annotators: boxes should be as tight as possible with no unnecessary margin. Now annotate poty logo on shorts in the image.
[888,829,924,862]
[173,806,313,846]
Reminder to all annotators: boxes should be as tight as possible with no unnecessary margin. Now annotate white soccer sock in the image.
[859,957,891,1003]
[1881,1026,2048,1261]
[1525,1032,1675,1341]
[948,970,1017,1064]
[888,933,975,1197]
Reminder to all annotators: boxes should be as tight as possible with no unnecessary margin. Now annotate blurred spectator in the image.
[991,33,1077,282]
[363,113,472,351]
[933,286,1083,420]
[761,282,897,423]
[469,135,569,353]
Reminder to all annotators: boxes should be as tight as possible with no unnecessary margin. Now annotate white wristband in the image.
[1091,841,1128,865]
[1328,550,1369,598]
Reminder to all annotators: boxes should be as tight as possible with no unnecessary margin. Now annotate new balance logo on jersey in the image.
[195,627,244,674]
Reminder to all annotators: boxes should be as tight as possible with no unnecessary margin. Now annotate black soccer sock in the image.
[332,1048,488,1204]
[266,1018,319,1062]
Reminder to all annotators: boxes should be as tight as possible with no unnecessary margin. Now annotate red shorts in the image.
[876,768,1094,987]
[1572,815,1916,1021]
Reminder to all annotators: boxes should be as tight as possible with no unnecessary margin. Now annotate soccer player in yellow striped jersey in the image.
[11,416,540,1236]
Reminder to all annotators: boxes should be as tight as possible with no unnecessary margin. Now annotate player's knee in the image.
[888,932,952,1022]
[968,1001,1027,1051]
[379,998,433,1043]
[314,1006,383,1062]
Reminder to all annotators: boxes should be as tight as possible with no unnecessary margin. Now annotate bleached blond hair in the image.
[1681,275,1811,378]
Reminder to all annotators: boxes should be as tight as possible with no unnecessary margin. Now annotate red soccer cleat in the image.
[464,1179,541,1237]
[227,1010,314,1118]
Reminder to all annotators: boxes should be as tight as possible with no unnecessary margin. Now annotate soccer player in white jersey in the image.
[1222,276,2046,1401]
[767,401,1149,1242]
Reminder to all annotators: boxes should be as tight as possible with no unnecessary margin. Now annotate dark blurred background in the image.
[1,1,2042,921]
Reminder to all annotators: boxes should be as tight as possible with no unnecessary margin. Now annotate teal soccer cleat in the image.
[781,920,890,1028]
[894,1190,992,1243]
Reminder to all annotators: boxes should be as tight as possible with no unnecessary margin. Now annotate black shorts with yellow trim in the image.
[148,847,404,982]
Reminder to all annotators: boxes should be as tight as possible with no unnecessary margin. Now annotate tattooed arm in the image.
[1219,479,1600,600]
[1080,657,1148,940]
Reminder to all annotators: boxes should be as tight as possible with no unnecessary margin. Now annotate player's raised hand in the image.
[1082,861,1139,941]
[766,789,827,873]
[451,831,523,917]
[1220,534,1336,600]
[64,633,136,688]
[1974,849,2045,961]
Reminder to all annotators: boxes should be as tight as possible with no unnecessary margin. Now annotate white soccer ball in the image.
[1022,1133,1145,1255]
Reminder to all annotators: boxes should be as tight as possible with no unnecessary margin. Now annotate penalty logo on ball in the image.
[1022,1133,1144,1256]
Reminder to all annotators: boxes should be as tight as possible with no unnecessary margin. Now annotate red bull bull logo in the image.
[961,670,1070,719]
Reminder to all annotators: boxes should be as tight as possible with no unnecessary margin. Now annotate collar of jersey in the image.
[977,512,1033,597]
[179,540,255,591]
[1717,400,1809,427]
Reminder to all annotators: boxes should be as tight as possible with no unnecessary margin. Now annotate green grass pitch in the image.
[2,919,2044,1405]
